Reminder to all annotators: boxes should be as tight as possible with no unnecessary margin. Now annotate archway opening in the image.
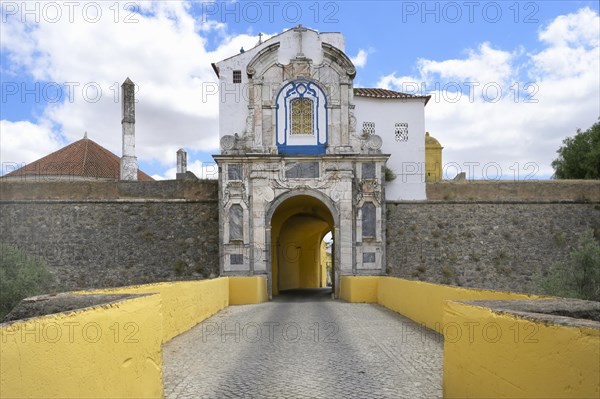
[271,195,335,297]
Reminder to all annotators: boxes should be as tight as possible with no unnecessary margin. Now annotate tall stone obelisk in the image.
[120,77,138,181]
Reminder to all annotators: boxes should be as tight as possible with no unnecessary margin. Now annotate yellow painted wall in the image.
[229,276,268,305]
[341,276,599,398]
[339,276,378,303]
[443,301,600,398]
[275,215,329,292]
[377,277,544,331]
[0,294,164,399]
[270,195,334,296]
[319,240,328,288]
[1,277,268,399]
[425,132,443,182]
[274,216,329,291]
[86,277,230,342]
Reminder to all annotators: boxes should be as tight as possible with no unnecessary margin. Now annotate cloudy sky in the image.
[1,1,599,180]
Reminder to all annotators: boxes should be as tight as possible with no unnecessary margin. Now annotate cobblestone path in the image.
[162,289,443,398]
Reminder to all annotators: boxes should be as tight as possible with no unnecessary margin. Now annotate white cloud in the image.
[151,160,218,180]
[538,7,599,47]
[351,49,369,68]
[418,42,517,86]
[0,120,63,172]
[377,8,600,179]
[0,1,265,174]
[531,7,600,80]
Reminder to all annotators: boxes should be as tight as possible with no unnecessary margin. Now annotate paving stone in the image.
[162,289,442,398]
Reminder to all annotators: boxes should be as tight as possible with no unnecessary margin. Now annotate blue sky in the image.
[1,1,599,180]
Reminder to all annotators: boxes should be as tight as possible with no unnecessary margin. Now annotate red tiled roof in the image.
[3,137,154,181]
[354,88,431,105]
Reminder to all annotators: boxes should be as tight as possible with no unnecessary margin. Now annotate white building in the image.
[212,26,430,298]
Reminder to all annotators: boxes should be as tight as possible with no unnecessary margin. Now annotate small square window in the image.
[233,70,242,84]
[395,123,409,142]
[362,121,375,136]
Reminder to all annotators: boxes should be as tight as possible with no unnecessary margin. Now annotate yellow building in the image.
[425,132,443,182]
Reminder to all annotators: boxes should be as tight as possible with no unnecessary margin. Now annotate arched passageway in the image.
[270,195,335,297]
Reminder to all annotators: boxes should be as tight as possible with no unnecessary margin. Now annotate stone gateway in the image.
[212,26,430,297]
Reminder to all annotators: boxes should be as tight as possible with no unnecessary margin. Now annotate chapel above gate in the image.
[211,25,384,157]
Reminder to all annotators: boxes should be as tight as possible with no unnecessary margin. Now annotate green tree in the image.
[551,119,600,179]
[0,243,56,320]
[538,229,600,301]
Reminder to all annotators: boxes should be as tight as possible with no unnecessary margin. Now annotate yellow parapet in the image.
[0,294,164,399]
[341,276,598,398]
[376,276,544,330]
[229,276,269,305]
[339,275,378,303]
[84,277,230,342]
[1,276,270,399]
[443,301,600,398]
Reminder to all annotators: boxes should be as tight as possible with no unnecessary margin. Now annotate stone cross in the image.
[295,24,306,57]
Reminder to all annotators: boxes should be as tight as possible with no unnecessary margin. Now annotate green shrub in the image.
[538,229,600,301]
[0,243,56,320]
[384,167,396,182]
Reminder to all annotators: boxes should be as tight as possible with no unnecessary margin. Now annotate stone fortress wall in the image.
[1,179,598,293]
[0,180,220,290]
[388,181,600,293]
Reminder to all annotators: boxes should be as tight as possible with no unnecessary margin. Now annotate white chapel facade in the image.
[212,26,430,298]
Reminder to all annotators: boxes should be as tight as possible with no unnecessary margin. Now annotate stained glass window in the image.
[290,98,313,135]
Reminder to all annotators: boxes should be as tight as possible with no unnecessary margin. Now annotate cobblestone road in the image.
[162,289,443,398]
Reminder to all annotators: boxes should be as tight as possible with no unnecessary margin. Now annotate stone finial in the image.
[121,77,135,126]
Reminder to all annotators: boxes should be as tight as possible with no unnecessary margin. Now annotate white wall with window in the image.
[354,96,427,200]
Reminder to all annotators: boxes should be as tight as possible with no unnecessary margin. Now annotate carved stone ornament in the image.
[223,181,248,206]
[221,135,235,150]
[356,179,381,204]
[367,134,383,150]
[349,113,357,133]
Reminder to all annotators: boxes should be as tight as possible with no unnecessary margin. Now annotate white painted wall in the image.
[353,97,427,200]
[215,50,254,140]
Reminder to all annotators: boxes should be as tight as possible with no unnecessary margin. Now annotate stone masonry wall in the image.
[0,181,219,291]
[386,180,600,294]
[1,179,598,294]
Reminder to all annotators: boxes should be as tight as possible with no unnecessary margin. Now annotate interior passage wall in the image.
[386,201,600,293]
[0,181,219,291]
